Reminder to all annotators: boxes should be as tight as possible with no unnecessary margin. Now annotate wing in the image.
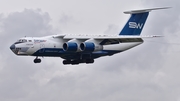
[54,34,162,45]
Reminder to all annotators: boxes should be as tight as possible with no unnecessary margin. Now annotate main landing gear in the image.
[34,57,41,63]
[63,59,94,65]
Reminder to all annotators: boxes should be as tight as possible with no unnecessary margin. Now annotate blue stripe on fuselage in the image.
[32,48,121,59]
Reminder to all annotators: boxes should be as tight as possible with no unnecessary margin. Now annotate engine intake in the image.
[80,42,103,52]
[80,42,95,52]
[63,42,78,52]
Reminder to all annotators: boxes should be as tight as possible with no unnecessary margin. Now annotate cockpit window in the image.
[28,40,32,42]
[23,39,27,42]
[16,39,27,43]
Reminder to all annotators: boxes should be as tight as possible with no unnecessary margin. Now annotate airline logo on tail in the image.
[129,22,144,29]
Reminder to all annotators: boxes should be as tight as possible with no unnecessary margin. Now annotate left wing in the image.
[54,34,162,45]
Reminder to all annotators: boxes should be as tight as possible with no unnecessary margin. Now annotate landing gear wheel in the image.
[86,59,94,64]
[63,60,71,65]
[34,57,41,63]
[62,60,80,65]
[71,60,79,65]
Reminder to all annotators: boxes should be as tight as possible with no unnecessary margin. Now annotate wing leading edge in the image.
[62,35,162,39]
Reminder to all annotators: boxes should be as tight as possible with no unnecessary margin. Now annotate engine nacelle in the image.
[63,39,85,52]
[63,42,78,52]
[80,42,103,52]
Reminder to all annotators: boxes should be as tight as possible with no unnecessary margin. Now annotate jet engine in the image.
[80,39,103,52]
[63,39,84,52]
[63,42,78,52]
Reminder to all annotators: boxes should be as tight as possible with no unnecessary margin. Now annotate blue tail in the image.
[119,12,149,35]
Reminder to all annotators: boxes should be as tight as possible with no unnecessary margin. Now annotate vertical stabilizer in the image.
[119,7,170,35]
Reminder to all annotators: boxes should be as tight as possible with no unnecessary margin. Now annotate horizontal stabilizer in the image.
[124,7,171,14]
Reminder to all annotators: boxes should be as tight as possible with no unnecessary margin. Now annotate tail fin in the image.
[119,7,170,35]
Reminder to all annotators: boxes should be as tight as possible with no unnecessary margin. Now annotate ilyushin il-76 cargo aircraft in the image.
[10,7,169,65]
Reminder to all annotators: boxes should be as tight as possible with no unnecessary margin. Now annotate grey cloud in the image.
[59,13,74,25]
[104,24,120,35]
[1,1,180,101]
[0,9,56,101]
[1,9,52,39]
[90,2,180,101]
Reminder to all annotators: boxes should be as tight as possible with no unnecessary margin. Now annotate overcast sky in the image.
[0,0,180,101]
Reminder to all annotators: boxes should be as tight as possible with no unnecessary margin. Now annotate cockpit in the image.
[17,39,27,43]
[10,37,33,55]
[15,39,32,44]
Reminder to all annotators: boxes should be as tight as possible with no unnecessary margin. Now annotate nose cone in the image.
[10,44,15,50]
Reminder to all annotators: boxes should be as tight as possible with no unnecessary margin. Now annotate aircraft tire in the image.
[86,59,94,64]
[71,60,79,65]
[34,59,41,63]
[63,60,71,65]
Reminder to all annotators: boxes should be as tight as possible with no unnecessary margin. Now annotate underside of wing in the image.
[100,38,144,45]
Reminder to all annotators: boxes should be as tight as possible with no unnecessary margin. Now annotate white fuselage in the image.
[10,35,143,58]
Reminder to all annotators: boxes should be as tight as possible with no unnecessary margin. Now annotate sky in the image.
[0,0,180,101]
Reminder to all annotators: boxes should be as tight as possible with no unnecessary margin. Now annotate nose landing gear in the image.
[34,57,41,63]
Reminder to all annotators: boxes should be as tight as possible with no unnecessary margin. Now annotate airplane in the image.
[10,7,170,65]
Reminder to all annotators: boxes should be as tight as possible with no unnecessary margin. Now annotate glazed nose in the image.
[10,44,15,50]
